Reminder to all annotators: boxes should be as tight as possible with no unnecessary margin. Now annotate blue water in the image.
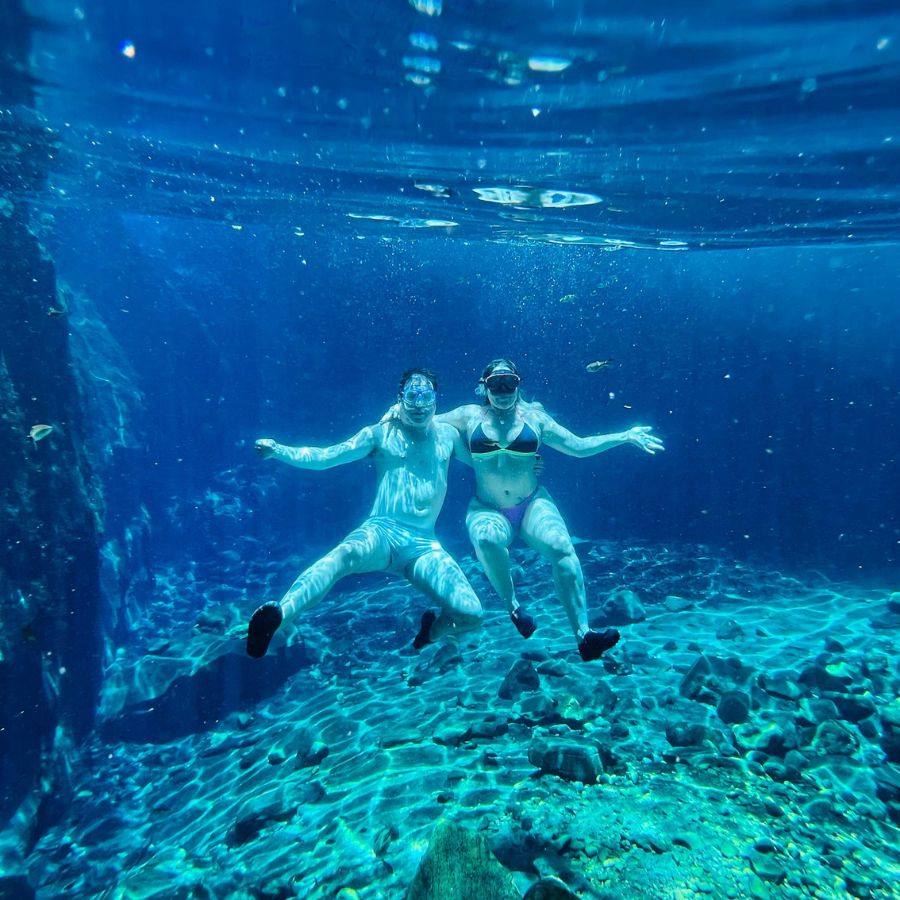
[3,1,900,896]
[21,0,899,577]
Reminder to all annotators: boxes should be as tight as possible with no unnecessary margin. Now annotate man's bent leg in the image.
[247,523,391,658]
[406,549,483,645]
[520,494,619,661]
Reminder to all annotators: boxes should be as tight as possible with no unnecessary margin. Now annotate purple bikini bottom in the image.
[497,489,539,533]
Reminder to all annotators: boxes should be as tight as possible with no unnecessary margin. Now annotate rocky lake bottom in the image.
[8,541,900,899]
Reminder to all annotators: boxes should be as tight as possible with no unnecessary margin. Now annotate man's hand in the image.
[255,438,278,459]
[624,426,665,455]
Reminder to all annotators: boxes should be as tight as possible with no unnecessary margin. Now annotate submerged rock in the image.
[498,659,540,700]
[811,720,861,757]
[758,671,802,702]
[528,736,603,784]
[663,595,693,612]
[0,876,35,900]
[522,876,580,899]
[600,589,646,624]
[514,692,559,726]
[665,722,720,748]
[407,819,518,900]
[717,690,751,724]
[715,618,744,640]
[679,655,716,704]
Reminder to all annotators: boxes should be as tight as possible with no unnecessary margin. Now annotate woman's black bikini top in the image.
[469,419,540,457]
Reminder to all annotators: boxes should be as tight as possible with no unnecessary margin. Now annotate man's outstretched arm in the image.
[255,426,377,470]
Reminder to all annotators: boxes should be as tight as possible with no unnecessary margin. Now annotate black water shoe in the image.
[247,602,283,658]
[578,627,620,662]
[510,606,537,639]
[413,610,437,650]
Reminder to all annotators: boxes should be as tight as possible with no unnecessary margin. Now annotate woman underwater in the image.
[437,358,664,661]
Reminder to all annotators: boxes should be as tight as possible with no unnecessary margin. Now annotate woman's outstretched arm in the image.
[539,413,664,458]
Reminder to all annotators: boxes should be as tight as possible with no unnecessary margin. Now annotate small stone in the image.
[717,690,751,724]
[665,722,717,747]
[759,671,802,701]
[811,719,860,756]
[433,720,471,746]
[748,848,786,883]
[630,830,671,853]
[467,713,509,739]
[498,659,540,700]
[522,876,580,899]
[679,655,715,703]
[799,663,852,693]
[536,659,568,677]
[601,589,646,624]
[715,619,744,640]
[663,595,692,612]
[528,737,604,784]
[515,693,559,726]
[830,693,876,723]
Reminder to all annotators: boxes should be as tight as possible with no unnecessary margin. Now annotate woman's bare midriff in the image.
[473,456,538,509]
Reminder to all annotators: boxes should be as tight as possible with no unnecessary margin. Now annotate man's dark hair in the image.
[398,367,438,397]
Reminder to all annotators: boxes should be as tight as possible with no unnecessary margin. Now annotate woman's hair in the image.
[480,358,519,381]
[398,367,438,397]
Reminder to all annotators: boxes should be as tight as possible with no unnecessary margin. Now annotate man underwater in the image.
[246,368,483,658]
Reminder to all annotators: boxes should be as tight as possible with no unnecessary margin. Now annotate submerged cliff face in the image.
[0,204,105,843]
[0,2,105,848]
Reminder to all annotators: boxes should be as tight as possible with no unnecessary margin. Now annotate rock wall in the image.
[0,1,105,850]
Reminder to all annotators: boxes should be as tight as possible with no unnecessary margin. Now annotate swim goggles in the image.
[484,372,520,394]
[401,385,436,408]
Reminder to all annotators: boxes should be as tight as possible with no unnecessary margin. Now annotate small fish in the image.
[28,424,54,443]
[47,307,65,317]
[414,182,452,198]
[558,293,577,304]
[585,358,614,373]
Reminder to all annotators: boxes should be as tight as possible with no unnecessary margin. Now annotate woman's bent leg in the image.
[520,491,619,661]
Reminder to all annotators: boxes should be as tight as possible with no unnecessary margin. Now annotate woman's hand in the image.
[379,403,401,424]
[255,438,278,459]
[624,426,665,455]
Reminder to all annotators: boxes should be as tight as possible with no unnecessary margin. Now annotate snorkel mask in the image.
[400,374,437,414]
[484,372,520,395]
[477,359,521,407]
[402,383,436,409]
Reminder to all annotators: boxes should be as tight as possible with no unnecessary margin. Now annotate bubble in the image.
[409,32,438,52]
[409,0,442,16]
[527,56,571,73]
